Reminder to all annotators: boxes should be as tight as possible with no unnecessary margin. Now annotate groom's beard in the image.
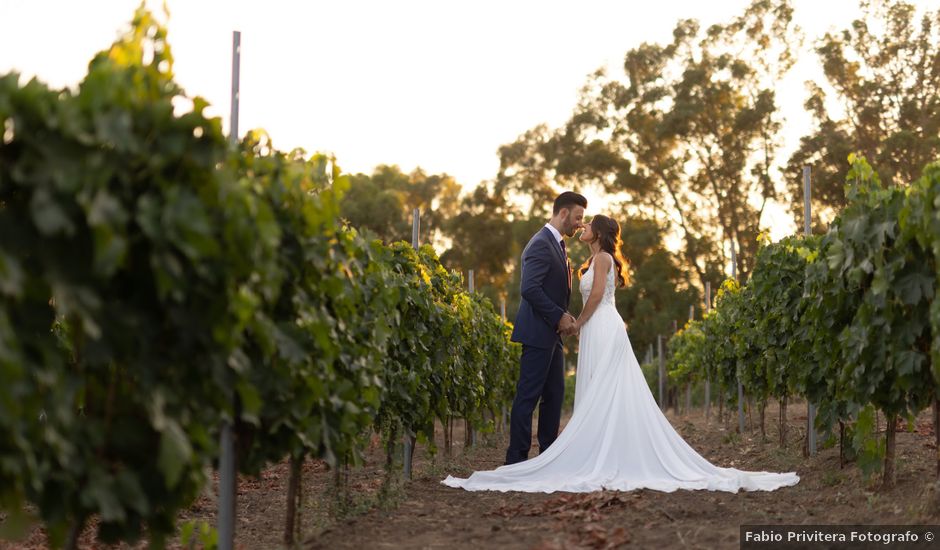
[563,215,581,237]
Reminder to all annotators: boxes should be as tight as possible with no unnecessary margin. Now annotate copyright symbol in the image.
[926,532,935,542]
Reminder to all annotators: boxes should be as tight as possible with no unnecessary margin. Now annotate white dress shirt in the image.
[543,223,563,247]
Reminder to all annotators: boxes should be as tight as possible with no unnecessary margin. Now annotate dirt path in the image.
[310,402,940,550]
[7,400,940,549]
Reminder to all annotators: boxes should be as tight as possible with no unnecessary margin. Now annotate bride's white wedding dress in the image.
[442,254,799,493]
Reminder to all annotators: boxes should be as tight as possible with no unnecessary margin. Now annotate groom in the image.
[506,191,586,465]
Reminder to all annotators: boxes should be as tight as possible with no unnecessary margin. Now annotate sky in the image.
[1,0,932,242]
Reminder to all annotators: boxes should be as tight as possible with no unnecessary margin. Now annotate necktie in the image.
[560,238,570,290]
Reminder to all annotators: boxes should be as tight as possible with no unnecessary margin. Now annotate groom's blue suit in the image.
[506,225,571,464]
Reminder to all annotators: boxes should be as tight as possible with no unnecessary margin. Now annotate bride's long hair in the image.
[579,214,630,288]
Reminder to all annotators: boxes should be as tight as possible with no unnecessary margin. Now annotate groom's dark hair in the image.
[553,191,587,215]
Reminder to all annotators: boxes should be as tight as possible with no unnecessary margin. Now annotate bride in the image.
[442,214,799,493]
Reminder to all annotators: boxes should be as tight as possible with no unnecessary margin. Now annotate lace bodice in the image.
[579,254,616,307]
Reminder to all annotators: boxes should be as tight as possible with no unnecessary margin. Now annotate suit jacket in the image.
[510,226,571,348]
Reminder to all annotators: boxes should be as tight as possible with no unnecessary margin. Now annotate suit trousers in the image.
[505,341,565,465]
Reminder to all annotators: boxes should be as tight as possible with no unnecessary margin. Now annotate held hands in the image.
[557,313,580,338]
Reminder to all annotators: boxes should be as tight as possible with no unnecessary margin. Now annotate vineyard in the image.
[3,2,940,549]
[667,155,940,486]
[0,9,518,549]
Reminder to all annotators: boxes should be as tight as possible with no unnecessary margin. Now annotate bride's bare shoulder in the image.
[594,252,613,270]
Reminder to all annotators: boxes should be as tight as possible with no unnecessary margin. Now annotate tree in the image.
[340,165,461,245]
[341,173,406,239]
[611,216,700,359]
[787,0,940,227]
[497,0,801,287]
[440,183,517,297]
